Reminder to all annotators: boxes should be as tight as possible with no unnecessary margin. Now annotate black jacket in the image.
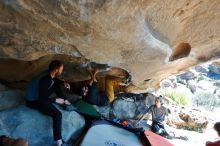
[38,74,65,104]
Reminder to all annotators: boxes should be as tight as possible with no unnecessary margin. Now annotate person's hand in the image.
[64,100,71,105]
[64,82,70,90]
[55,98,65,105]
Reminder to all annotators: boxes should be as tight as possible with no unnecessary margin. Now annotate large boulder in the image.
[194,65,208,74]
[187,80,197,93]
[160,77,177,89]
[0,83,6,91]
[208,64,220,75]
[95,92,164,120]
[112,93,156,119]
[177,71,196,83]
[0,105,85,146]
[207,64,220,80]
[0,84,25,111]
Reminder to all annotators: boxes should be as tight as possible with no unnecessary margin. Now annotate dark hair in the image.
[155,96,163,104]
[214,122,220,134]
[49,60,63,72]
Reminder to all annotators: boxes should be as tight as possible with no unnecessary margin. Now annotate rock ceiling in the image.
[0,0,220,89]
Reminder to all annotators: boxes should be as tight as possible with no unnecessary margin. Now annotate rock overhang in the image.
[0,0,220,90]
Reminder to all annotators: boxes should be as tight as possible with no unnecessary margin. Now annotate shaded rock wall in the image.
[0,84,25,110]
[0,0,220,89]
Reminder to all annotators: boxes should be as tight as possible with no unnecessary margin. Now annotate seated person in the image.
[206,122,220,146]
[38,60,71,146]
[26,60,71,146]
[26,70,70,110]
[146,97,171,138]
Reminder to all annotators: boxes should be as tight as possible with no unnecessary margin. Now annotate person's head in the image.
[81,86,89,97]
[49,60,64,77]
[214,122,220,137]
[155,96,163,108]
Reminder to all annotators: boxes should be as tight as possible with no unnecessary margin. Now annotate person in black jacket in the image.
[81,66,108,106]
[38,60,71,146]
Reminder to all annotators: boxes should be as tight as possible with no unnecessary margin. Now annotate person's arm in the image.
[54,84,66,100]
[54,78,70,90]
[54,78,64,84]
[144,106,153,119]
[87,67,99,86]
[54,78,72,105]
[54,78,70,101]
[136,105,152,123]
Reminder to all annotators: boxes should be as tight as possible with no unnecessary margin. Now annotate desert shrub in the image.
[162,90,189,106]
[192,91,218,111]
[177,125,204,133]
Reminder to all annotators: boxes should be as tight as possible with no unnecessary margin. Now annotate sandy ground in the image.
[168,108,220,146]
[167,127,218,146]
[138,107,220,146]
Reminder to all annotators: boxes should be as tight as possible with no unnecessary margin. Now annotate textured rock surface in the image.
[112,93,149,119]
[95,92,157,120]
[0,83,25,111]
[0,105,85,146]
[0,0,220,88]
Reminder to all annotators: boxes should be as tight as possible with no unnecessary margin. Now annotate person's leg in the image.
[98,94,109,106]
[108,101,115,119]
[157,122,165,129]
[151,122,161,133]
[105,76,115,103]
[38,104,62,141]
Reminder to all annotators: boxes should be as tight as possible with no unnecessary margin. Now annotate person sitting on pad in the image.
[37,60,71,146]
[146,96,171,138]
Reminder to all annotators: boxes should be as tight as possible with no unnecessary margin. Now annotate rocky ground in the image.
[156,62,220,146]
[167,107,220,146]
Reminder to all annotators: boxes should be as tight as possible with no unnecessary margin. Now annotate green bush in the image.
[178,125,204,133]
[193,91,217,111]
[162,90,189,106]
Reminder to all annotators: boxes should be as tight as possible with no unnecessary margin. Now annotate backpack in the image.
[25,71,48,101]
